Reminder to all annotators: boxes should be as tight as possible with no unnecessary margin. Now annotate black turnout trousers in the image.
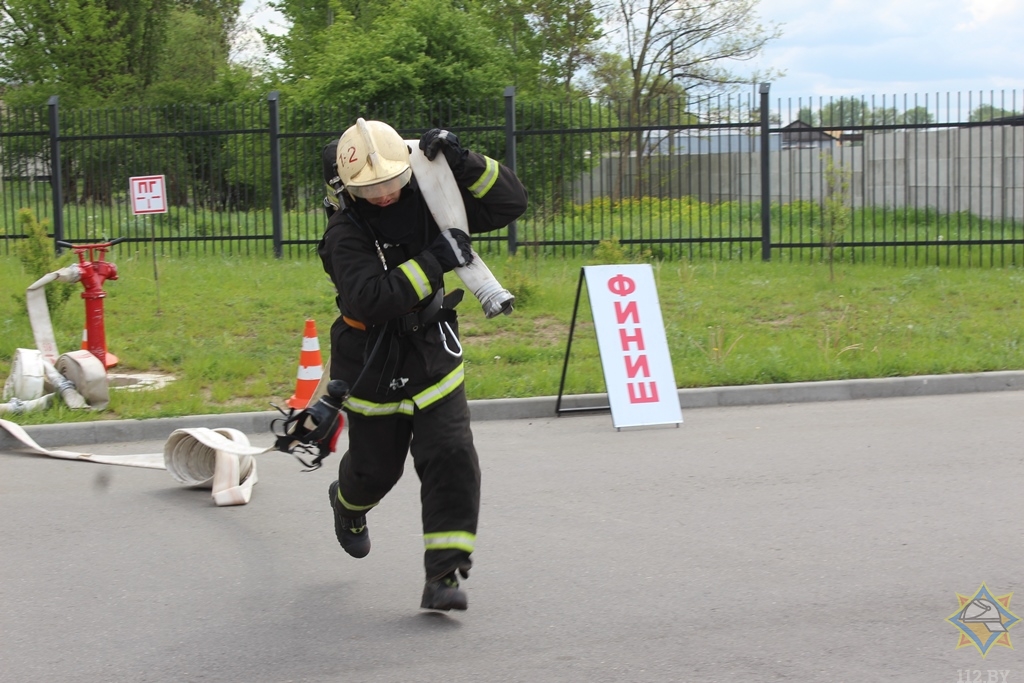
[335,386,481,580]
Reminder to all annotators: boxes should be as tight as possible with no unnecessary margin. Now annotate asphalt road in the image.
[2,392,1023,682]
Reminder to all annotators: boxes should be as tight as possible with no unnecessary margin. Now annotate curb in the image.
[12,370,1024,448]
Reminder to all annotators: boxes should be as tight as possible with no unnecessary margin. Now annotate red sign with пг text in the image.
[129,175,168,215]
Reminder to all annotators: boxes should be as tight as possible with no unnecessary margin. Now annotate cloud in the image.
[231,0,288,65]
[957,0,1022,29]
[753,0,1024,99]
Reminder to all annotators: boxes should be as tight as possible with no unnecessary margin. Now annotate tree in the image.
[178,0,242,47]
[817,97,871,128]
[0,0,174,106]
[0,0,249,107]
[900,106,934,125]
[535,0,604,95]
[596,0,779,100]
[969,104,1021,122]
[794,102,935,129]
[589,51,632,101]
[870,106,900,125]
[475,0,603,97]
[148,6,264,105]
[265,0,512,106]
[147,8,232,103]
[817,154,851,282]
[794,106,818,126]
[590,0,779,196]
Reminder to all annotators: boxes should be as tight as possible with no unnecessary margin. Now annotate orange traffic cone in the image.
[286,319,323,409]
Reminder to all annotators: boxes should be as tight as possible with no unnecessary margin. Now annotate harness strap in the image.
[343,316,366,330]
[396,288,444,335]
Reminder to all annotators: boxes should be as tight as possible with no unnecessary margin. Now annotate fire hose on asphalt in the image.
[0,417,267,506]
[2,263,269,506]
[2,349,265,507]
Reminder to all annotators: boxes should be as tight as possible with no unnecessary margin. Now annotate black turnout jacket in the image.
[318,149,527,416]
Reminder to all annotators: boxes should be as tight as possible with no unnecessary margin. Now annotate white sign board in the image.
[584,264,682,429]
[129,175,168,215]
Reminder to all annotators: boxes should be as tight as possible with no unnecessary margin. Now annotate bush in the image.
[12,209,77,314]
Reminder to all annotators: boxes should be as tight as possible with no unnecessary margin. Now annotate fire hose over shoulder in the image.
[325,118,515,319]
[404,140,516,319]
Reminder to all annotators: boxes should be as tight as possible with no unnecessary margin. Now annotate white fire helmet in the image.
[336,118,412,200]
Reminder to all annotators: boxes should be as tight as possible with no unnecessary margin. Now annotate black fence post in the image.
[759,83,771,261]
[47,95,65,255]
[504,85,518,255]
[268,90,283,258]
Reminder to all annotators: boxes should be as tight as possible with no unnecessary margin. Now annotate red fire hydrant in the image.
[57,238,126,369]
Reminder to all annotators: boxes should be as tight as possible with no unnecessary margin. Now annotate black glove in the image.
[272,380,349,470]
[426,229,474,272]
[419,128,467,171]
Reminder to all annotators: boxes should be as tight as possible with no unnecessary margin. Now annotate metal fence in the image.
[2,86,1022,265]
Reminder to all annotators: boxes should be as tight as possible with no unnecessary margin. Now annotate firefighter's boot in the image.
[420,572,468,611]
[328,481,370,558]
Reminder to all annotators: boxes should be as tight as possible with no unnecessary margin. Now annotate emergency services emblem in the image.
[947,584,1020,657]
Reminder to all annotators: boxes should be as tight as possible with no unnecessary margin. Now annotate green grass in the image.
[2,250,1024,425]
[6,185,1023,266]
[518,199,1024,265]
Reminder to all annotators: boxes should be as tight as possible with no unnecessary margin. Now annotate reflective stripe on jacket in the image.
[344,364,465,417]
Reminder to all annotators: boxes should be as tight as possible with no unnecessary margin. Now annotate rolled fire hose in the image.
[44,356,90,410]
[55,350,108,410]
[405,140,515,319]
[2,348,105,413]
[11,257,111,411]
[163,428,267,506]
[0,418,271,506]
[2,348,46,403]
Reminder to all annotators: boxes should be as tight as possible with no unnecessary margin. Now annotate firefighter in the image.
[317,119,527,611]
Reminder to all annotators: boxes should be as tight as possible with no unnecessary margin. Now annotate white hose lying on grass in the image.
[2,348,46,405]
[1,348,106,415]
[0,418,271,506]
[26,265,82,365]
[44,355,90,409]
[54,350,108,410]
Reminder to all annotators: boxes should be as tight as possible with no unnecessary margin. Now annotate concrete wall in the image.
[572,126,1024,221]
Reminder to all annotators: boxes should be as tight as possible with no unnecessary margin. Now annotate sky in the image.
[751,0,1024,105]
[238,0,1024,111]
